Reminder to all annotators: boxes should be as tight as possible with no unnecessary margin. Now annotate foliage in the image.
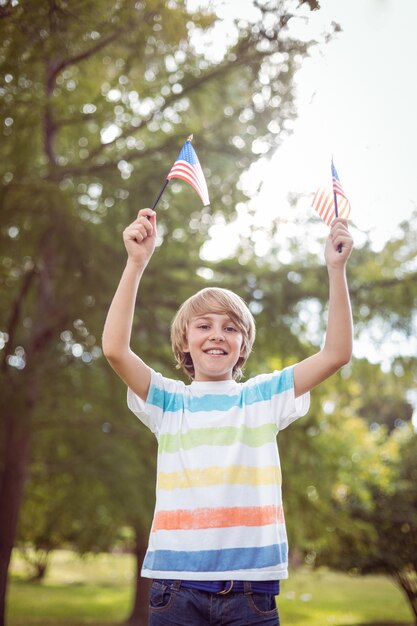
[311,424,417,623]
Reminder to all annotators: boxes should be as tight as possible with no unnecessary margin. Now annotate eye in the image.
[197,323,210,330]
[225,326,237,332]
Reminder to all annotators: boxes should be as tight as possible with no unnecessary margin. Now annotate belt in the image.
[158,579,280,595]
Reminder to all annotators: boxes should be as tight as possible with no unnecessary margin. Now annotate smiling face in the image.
[183,313,244,381]
[171,287,256,380]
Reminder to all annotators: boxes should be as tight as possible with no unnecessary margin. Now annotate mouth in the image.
[204,348,227,356]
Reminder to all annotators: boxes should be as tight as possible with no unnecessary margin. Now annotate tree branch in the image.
[46,29,124,93]
[43,26,125,164]
[352,273,417,294]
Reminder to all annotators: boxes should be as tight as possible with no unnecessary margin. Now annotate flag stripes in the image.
[312,187,351,225]
[167,138,210,206]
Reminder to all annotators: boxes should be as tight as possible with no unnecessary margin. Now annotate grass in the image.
[7,550,414,626]
[278,568,413,626]
[8,550,133,625]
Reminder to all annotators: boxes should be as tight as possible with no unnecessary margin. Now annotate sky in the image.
[189,0,417,256]
[257,0,417,246]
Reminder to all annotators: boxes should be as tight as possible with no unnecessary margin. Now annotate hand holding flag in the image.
[151,135,210,210]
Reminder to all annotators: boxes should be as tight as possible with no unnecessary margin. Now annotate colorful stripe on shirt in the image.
[152,505,284,531]
[148,368,293,414]
[157,464,280,490]
[143,543,288,573]
[158,423,277,453]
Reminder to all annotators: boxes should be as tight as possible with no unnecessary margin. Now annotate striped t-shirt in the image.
[127,366,310,581]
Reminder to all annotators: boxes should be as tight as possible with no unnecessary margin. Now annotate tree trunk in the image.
[0,231,62,626]
[125,529,151,626]
[0,407,32,626]
[393,570,417,626]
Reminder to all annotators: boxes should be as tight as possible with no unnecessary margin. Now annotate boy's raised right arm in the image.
[102,208,156,401]
[293,218,353,398]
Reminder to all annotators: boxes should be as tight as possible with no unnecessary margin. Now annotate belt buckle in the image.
[217,580,234,595]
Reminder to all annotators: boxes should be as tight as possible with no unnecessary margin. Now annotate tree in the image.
[0,1,322,623]
[312,425,417,624]
[15,364,134,580]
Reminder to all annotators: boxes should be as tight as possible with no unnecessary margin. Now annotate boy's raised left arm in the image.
[294,218,353,398]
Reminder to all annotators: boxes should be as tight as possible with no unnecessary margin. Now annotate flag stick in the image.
[333,191,342,252]
[331,155,339,218]
[151,179,169,210]
[150,134,194,210]
[332,156,342,251]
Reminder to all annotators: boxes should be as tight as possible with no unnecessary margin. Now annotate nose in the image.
[209,328,224,341]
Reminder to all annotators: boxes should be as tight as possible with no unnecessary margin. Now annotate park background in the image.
[0,1,416,625]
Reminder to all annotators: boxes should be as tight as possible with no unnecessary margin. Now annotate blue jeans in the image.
[148,580,280,625]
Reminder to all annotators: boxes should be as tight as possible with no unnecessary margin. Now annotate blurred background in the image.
[0,1,416,625]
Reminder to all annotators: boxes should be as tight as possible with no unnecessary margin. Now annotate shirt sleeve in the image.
[127,370,182,437]
[267,366,310,431]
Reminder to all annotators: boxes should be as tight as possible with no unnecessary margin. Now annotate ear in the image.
[182,339,189,353]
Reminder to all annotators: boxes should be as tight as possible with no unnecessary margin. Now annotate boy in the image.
[102,208,353,625]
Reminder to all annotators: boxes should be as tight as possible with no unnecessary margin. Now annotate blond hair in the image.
[171,287,256,380]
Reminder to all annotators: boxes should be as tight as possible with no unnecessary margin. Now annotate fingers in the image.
[329,218,353,252]
[124,209,156,243]
[136,208,155,221]
[330,217,349,233]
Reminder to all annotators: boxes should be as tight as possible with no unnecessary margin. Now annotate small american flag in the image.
[312,159,351,225]
[167,135,210,206]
